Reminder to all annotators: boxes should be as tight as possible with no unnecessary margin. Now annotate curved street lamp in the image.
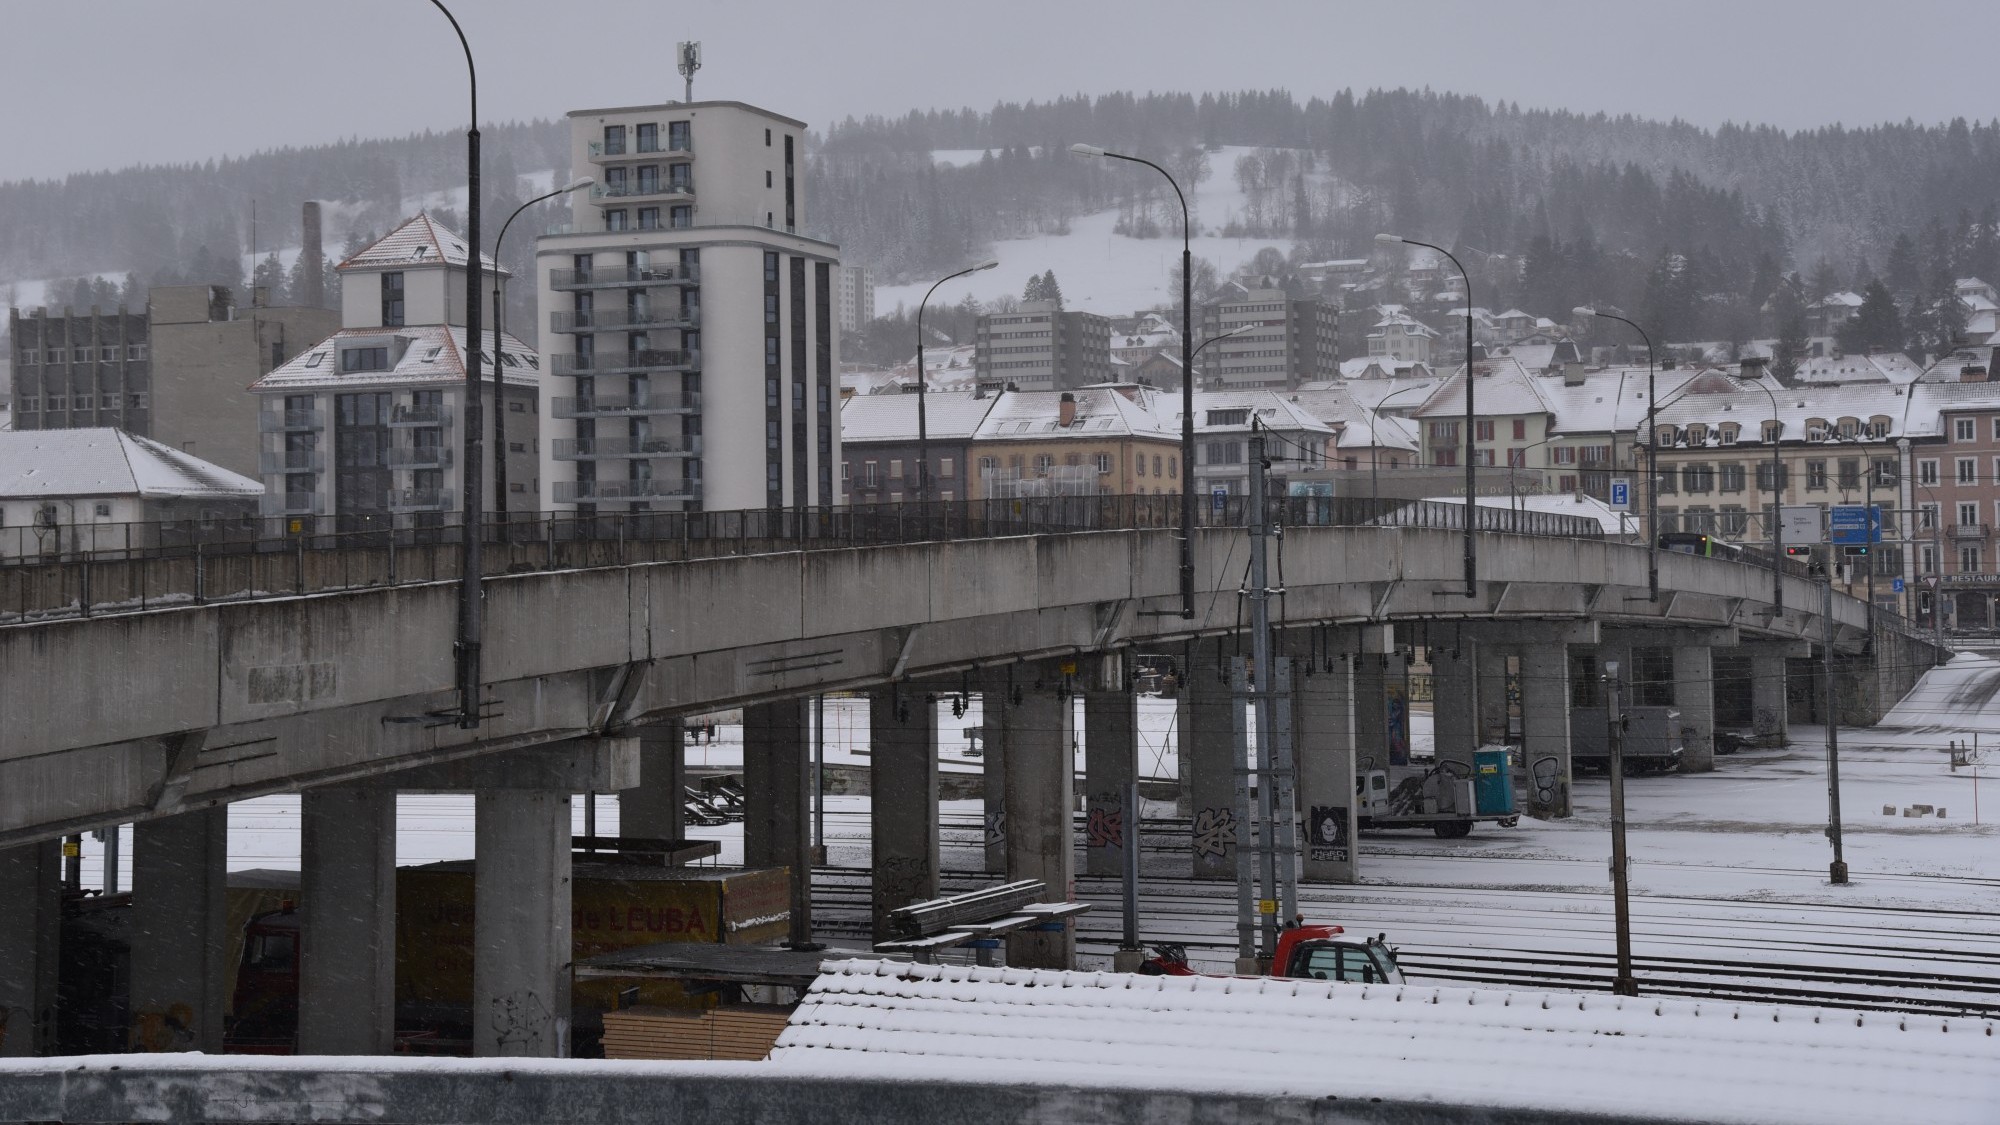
[493,177,592,519]
[914,259,999,504]
[1361,381,1432,510]
[1379,233,1476,597]
[1074,142,1198,617]
[1576,306,1660,602]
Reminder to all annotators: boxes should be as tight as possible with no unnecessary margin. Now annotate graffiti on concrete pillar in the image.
[880,855,933,903]
[1086,806,1123,850]
[489,989,555,1054]
[129,1002,197,1052]
[1529,755,1567,817]
[1191,807,1236,859]
[1385,683,1410,766]
[1308,805,1349,864]
[1754,706,1783,735]
[984,809,1007,849]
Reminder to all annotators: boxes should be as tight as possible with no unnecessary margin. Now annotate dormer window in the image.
[1837,417,1859,439]
[1718,422,1740,444]
[341,347,389,373]
[1867,416,1891,439]
[1686,423,1709,447]
[1207,409,1249,426]
[1655,424,1677,447]
[1762,420,1783,443]
[1804,417,1830,440]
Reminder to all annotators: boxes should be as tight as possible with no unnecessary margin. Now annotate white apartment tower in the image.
[838,265,874,333]
[537,101,842,513]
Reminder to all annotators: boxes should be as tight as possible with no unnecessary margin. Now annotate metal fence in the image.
[0,495,1606,625]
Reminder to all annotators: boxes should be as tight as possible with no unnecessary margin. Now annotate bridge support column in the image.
[472,789,571,1058]
[1674,646,1717,772]
[870,685,938,944]
[1477,644,1511,745]
[130,807,228,1053]
[1431,642,1478,776]
[1007,669,1076,970]
[744,701,813,946]
[1293,648,1357,884]
[1750,646,1790,746]
[619,720,686,849]
[1184,647,1238,880]
[0,840,60,1057]
[299,788,396,1055]
[981,677,1011,874]
[1083,689,1138,878]
[1520,644,1573,819]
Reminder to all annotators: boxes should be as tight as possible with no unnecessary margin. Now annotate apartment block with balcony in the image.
[973,300,1112,393]
[1197,289,1338,390]
[249,213,538,530]
[537,100,840,512]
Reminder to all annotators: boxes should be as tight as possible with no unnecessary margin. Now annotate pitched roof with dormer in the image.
[338,212,505,276]
[249,324,540,392]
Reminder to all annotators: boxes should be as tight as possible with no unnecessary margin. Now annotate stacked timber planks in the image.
[601,1004,794,1061]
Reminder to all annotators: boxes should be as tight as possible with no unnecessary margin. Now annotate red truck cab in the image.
[1272,924,1404,984]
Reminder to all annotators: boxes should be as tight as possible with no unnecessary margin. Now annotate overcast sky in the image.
[5,0,1995,183]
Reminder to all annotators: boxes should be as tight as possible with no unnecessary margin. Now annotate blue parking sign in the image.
[1893,577,1905,593]
[1609,478,1630,510]
[1212,488,1228,513]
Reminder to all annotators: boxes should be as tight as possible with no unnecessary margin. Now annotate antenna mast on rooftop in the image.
[677,41,701,103]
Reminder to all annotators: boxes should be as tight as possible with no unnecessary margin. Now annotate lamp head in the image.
[1374,233,1404,245]
[974,259,1000,272]
[1069,143,1106,158]
[1572,306,1597,318]
[1226,323,1259,338]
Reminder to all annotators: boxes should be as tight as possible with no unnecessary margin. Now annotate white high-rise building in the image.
[837,265,874,333]
[536,100,842,512]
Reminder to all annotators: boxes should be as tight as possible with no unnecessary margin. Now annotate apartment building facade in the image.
[1183,390,1336,498]
[249,213,539,530]
[837,265,874,334]
[973,299,1112,392]
[837,388,997,503]
[1197,289,1338,389]
[536,100,841,513]
[968,385,1180,499]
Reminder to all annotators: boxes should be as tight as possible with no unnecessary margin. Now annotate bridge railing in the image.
[0,495,1606,625]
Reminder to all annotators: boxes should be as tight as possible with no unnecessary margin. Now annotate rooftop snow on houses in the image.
[971,384,1174,441]
[250,325,541,392]
[337,211,505,275]
[772,959,2000,1125]
[0,428,261,500]
[839,388,998,442]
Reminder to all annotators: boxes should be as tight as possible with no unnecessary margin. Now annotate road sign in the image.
[1781,505,1825,546]
[1893,577,1906,593]
[1212,488,1228,513]
[1608,478,1631,510]
[1830,504,1883,545]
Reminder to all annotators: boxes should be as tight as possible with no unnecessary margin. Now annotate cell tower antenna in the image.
[677,41,702,103]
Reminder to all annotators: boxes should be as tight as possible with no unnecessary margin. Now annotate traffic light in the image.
[1841,545,1869,557]
[1785,545,1813,557]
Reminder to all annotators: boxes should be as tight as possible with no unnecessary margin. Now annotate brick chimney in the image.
[1962,365,1990,383]
[1058,391,1076,427]
[300,201,325,308]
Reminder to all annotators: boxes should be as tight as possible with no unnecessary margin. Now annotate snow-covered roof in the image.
[0,428,261,500]
[1286,385,1418,452]
[1174,390,1336,436]
[250,324,540,391]
[1541,366,1700,435]
[1816,290,1865,309]
[1414,359,1555,419]
[338,212,504,276]
[971,385,1174,441]
[1654,375,1924,440]
[838,389,997,443]
[773,959,2000,1125]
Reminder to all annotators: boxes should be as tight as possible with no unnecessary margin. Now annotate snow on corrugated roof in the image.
[338,212,504,276]
[0,428,261,500]
[773,960,2000,1125]
[838,389,997,443]
[250,324,540,391]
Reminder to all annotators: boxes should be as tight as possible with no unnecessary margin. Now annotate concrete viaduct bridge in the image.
[0,502,1936,1058]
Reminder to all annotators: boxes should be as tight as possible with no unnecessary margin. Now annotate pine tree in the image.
[1769,274,1809,382]
[1836,280,1904,353]
[1041,270,1063,309]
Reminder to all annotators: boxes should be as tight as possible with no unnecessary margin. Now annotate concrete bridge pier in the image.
[0,840,60,1056]
[1749,644,1794,746]
[869,685,938,943]
[1520,644,1576,820]
[299,788,397,1055]
[1476,644,1512,745]
[472,789,572,1058]
[1082,687,1138,879]
[1431,640,1480,776]
[619,721,686,846]
[130,807,228,1053]
[1675,645,1717,771]
[744,702,812,944]
[980,675,1012,875]
[1184,644,1238,880]
[1291,634,1359,885]
[1006,664,1076,970]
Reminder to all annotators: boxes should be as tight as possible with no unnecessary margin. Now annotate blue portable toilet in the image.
[1473,747,1514,815]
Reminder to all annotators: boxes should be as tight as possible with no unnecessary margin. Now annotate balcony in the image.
[259,450,323,474]
[587,138,693,161]
[259,408,322,432]
[551,435,701,460]
[549,393,699,418]
[388,488,452,513]
[554,479,698,503]
[388,445,454,470]
[548,306,700,334]
[389,403,452,427]
[550,349,700,377]
[590,179,695,204]
[549,264,700,291]
[1949,523,1988,541]
[260,491,323,518]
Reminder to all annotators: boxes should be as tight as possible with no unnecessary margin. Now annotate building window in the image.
[1959,458,1977,485]
[1034,454,1054,473]
[1959,502,1979,527]
[604,209,629,231]
[840,461,851,481]
[940,457,956,479]
[381,271,405,326]
[669,120,691,152]
[862,461,879,486]
[1095,453,1112,474]
[1805,459,1828,490]
[341,347,389,372]
[636,122,659,152]
[637,207,660,230]
[978,456,997,472]
[1474,420,1494,442]
[1919,459,1939,486]
[1919,503,1939,530]
[1512,419,1526,440]
[602,124,626,156]
[1719,463,1746,492]
[1682,464,1714,493]
[670,206,693,229]
[1837,459,1860,490]
[1955,417,1976,441]
[1962,545,1982,574]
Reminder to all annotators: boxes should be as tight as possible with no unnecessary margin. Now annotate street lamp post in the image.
[1363,382,1431,512]
[493,177,593,521]
[1074,143,1197,617]
[1577,307,1659,601]
[1379,234,1475,597]
[1741,376,1787,612]
[914,259,998,505]
[427,0,484,729]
